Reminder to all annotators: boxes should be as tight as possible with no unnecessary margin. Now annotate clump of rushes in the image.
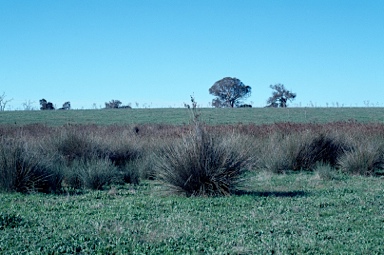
[338,137,384,176]
[0,137,63,193]
[55,129,98,163]
[259,131,350,173]
[294,132,350,170]
[154,97,254,196]
[258,132,305,173]
[64,157,120,190]
[54,128,142,187]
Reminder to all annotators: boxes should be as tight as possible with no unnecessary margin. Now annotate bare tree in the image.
[0,92,13,111]
[22,100,35,110]
[209,77,251,108]
[266,84,296,108]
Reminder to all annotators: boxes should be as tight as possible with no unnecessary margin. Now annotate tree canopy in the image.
[39,99,55,110]
[209,77,251,108]
[59,101,71,110]
[266,84,296,108]
[105,100,132,109]
[105,100,122,109]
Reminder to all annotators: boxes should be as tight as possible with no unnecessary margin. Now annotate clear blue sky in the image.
[1,0,383,109]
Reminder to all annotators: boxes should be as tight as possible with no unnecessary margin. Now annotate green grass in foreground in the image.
[1,107,384,126]
[1,172,383,254]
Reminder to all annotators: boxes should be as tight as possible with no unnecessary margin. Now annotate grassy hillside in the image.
[1,107,384,126]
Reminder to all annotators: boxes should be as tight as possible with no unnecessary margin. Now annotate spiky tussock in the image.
[259,132,350,173]
[338,138,384,176]
[0,137,63,193]
[63,157,120,190]
[154,124,254,196]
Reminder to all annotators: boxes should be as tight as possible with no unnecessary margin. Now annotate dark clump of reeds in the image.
[0,124,144,193]
[154,126,254,196]
[63,157,121,190]
[294,132,351,170]
[54,128,142,189]
[0,137,63,193]
[338,137,384,176]
[257,123,384,176]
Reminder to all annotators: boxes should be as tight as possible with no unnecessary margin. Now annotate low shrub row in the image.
[257,130,384,176]
[0,127,141,193]
[1,121,384,195]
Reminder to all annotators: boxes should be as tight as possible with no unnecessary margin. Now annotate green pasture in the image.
[1,173,383,254]
[1,107,384,126]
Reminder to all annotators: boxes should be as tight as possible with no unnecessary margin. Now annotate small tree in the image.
[105,100,132,109]
[266,84,296,108]
[59,101,71,110]
[105,100,122,109]
[39,99,55,110]
[209,77,251,108]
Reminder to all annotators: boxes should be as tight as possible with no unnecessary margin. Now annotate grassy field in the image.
[1,107,384,126]
[1,108,384,254]
[1,173,383,254]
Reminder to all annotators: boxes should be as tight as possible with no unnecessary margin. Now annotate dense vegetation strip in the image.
[1,120,384,194]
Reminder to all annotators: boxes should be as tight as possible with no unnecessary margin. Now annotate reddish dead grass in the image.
[2,121,384,140]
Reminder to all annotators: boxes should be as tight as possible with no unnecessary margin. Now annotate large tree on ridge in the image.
[209,77,251,108]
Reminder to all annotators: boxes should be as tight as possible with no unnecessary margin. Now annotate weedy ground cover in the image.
[1,173,383,254]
